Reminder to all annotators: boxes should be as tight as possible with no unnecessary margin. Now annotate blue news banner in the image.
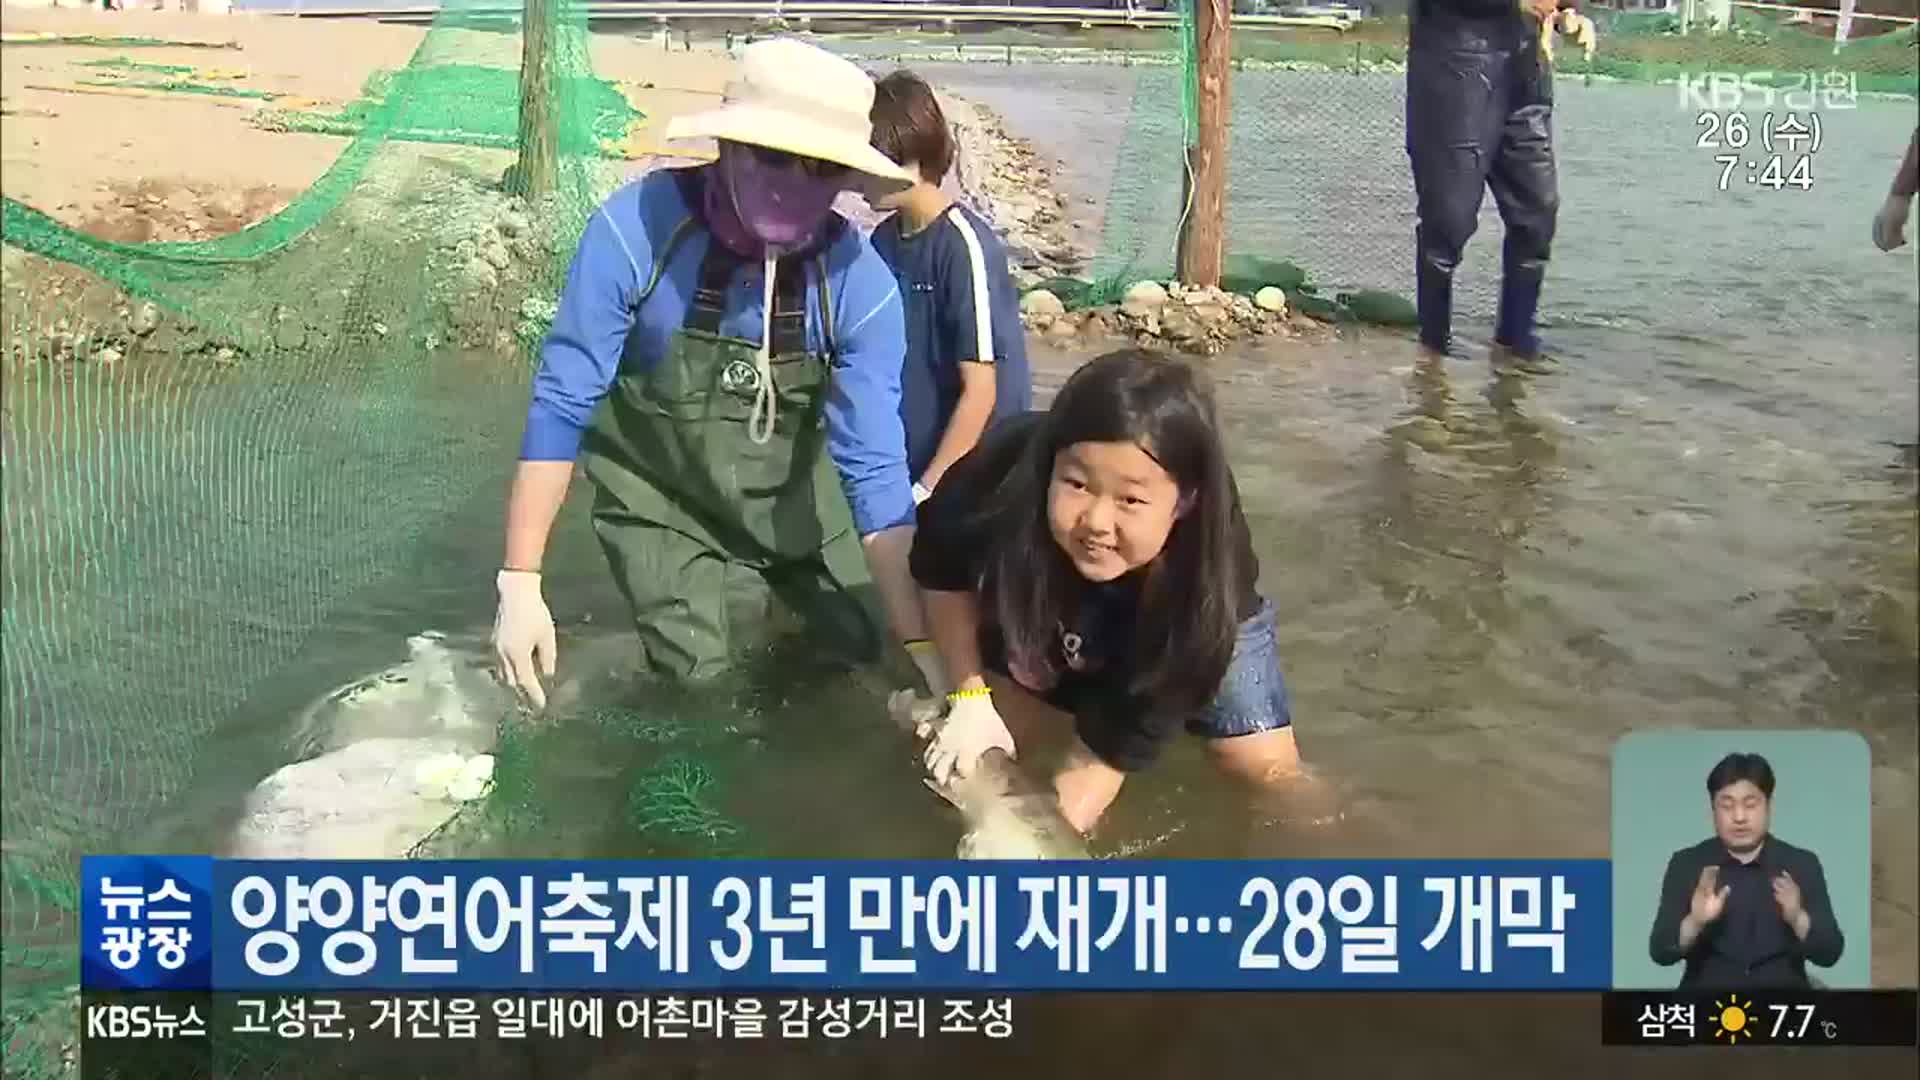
[83,857,1610,993]
[74,857,1612,1068]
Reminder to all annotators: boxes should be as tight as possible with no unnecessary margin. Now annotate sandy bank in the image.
[0,11,737,242]
[0,11,1083,264]
[2,10,427,239]
[1,14,1334,366]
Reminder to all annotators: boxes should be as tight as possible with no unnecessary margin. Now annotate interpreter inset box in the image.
[1611,729,1871,991]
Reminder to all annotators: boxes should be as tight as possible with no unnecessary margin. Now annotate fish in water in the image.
[229,631,514,861]
[888,691,1088,861]
[286,627,641,755]
[230,627,655,860]
[289,630,506,759]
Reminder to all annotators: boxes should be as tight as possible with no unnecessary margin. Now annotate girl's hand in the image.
[924,690,1017,787]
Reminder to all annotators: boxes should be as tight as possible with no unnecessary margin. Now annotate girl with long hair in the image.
[910,347,1310,833]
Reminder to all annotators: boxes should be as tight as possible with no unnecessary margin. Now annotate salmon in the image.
[889,690,1089,861]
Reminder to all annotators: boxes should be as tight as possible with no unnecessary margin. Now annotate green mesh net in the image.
[1039,4,1917,311]
[0,2,706,1070]
[2,4,1914,1072]
[254,63,642,150]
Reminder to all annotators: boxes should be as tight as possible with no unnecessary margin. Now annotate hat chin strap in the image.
[748,251,779,446]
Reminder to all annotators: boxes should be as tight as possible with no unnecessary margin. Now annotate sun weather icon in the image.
[1713,998,1755,1043]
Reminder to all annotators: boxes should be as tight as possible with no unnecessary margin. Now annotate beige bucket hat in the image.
[664,37,914,190]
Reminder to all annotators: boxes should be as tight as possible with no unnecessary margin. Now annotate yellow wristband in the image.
[946,686,990,703]
[904,639,935,653]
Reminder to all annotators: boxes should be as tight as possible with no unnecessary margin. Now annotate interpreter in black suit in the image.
[1648,752,1844,990]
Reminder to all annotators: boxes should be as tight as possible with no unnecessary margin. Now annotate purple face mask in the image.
[713,142,847,254]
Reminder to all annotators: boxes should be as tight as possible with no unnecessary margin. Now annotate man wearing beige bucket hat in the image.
[492,38,948,706]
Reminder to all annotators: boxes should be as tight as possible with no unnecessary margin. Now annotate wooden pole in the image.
[1177,0,1229,289]
[513,0,560,197]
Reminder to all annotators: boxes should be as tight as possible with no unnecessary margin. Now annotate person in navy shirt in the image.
[864,69,1032,506]
[1648,752,1844,989]
[490,39,940,707]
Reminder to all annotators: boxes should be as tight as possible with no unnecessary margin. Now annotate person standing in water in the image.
[1871,125,1917,252]
[862,69,1034,697]
[865,68,1032,506]
[908,348,1312,835]
[1406,0,1572,375]
[491,39,937,707]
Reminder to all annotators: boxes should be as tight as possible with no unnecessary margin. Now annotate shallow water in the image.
[841,58,1920,979]
[100,55,1920,1000]
[137,330,1918,992]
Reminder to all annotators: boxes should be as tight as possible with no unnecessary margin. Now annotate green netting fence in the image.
[0,3,742,1074]
[847,7,1915,319]
[2,3,1915,1073]
[1069,6,1917,313]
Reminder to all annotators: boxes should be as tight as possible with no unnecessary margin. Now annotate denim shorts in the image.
[1187,597,1294,739]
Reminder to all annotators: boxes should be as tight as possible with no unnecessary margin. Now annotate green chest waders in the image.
[578,222,881,685]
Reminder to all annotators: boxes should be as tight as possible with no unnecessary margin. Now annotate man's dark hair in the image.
[1706,752,1776,799]
[869,69,955,185]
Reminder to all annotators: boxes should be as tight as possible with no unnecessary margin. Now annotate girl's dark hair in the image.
[976,348,1242,714]
[868,69,956,185]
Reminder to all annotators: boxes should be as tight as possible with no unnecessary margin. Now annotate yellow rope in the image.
[21,82,262,109]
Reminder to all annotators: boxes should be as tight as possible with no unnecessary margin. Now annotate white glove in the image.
[912,481,933,505]
[1539,13,1596,63]
[492,569,557,710]
[1873,193,1911,252]
[1562,12,1597,58]
[905,640,950,699]
[923,690,1016,788]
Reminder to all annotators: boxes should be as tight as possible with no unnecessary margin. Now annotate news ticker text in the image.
[84,989,1920,1053]
[84,991,1014,1044]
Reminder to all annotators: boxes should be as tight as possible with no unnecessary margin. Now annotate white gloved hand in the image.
[905,640,951,699]
[492,569,557,710]
[923,690,1016,788]
[1872,193,1912,252]
[1540,9,1597,65]
[1567,12,1598,60]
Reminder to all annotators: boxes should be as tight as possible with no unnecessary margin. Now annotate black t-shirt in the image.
[1411,0,1543,22]
[910,412,1262,771]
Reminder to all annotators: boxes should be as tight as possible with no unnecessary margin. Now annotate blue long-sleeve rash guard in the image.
[519,169,915,537]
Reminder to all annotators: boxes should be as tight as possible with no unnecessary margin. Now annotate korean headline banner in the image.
[82,858,1612,992]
